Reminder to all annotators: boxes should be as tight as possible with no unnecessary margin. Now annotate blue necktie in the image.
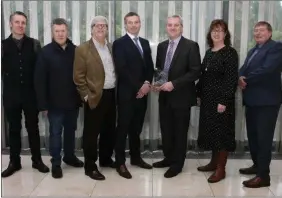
[247,45,262,66]
[164,41,174,74]
[133,37,143,56]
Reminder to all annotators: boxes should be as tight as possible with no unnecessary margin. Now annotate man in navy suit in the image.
[239,21,282,188]
[112,12,154,179]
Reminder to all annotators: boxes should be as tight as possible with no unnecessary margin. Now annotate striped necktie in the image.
[163,41,174,74]
[133,37,143,56]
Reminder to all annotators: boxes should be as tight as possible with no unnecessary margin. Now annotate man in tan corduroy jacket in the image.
[73,16,116,181]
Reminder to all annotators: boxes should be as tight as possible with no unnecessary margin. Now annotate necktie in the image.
[164,41,174,73]
[246,45,261,67]
[133,37,143,56]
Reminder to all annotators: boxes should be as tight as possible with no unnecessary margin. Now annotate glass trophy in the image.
[153,68,168,87]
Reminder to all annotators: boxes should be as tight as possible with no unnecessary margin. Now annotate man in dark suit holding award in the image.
[239,21,282,188]
[112,12,154,179]
[152,15,201,178]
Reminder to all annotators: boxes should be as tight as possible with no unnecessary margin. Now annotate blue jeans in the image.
[48,108,79,166]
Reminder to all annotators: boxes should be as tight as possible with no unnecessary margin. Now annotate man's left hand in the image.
[137,83,151,98]
[160,81,174,92]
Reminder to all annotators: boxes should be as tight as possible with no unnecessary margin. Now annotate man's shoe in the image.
[63,156,84,167]
[243,176,270,188]
[152,159,170,168]
[239,165,257,175]
[116,165,132,179]
[1,162,22,178]
[32,161,50,173]
[52,166,63,179]
[131,158,152,169]
[85,169,105,180]
[164,168,180,178]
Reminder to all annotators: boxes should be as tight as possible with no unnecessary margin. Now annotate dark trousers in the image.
[245,105,280,178]
[83,89,116,171]
[115,97,147,166]
[4,102,41,164]
[48,108,79,166]
[159,102,191,171]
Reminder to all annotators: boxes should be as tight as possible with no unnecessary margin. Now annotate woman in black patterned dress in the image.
[196,19,239,183]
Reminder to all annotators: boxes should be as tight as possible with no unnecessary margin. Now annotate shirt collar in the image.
[169,35,182,45]
[127,32,139,40]
[51,38,73,50]
[92,37,108,48]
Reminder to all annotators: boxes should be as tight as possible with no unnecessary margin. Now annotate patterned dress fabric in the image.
[196,46,238,152]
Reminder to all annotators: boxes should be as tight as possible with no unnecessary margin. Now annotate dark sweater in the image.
[34,39,81,111]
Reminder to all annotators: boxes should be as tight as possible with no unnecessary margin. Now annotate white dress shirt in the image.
[92,38,116,89]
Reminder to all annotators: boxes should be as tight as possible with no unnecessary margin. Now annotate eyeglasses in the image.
[254,28,268,33]
[211,29,225,34]
[94,24,107,29]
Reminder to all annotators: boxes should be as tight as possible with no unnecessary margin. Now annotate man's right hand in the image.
[239,76,247,89]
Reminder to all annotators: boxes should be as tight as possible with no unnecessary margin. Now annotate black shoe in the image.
[131,158,152,169]
[164,168,181,178]
[52,166,63,179]
[153,159,170,168]
[239,165,257,175]
[116,165,132,179]
[1,162,22,178]
[63,156,84,167]
[99,159,116,168]
[85,169,105,180]
[32,161,50,173]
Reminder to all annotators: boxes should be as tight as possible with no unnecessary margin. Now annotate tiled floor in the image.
[1,155,282,197]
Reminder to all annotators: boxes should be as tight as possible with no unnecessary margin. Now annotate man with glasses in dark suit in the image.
[239,21,282,188]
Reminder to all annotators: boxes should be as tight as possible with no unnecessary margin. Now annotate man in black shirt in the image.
[34,18,83,178]
[1,11,49,177]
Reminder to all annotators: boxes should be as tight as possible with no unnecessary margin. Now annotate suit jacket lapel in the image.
[125,34,144,61]
[245,46,257,65]
[246,40,273,69]
[162,41,169,69]
[89,39,104,69]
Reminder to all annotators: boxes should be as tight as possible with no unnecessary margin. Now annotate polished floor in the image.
[1,155,282,197]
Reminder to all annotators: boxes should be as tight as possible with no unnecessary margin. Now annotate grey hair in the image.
[167,15,183,26]
[91,16,108,29]
[51,18,68,28]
